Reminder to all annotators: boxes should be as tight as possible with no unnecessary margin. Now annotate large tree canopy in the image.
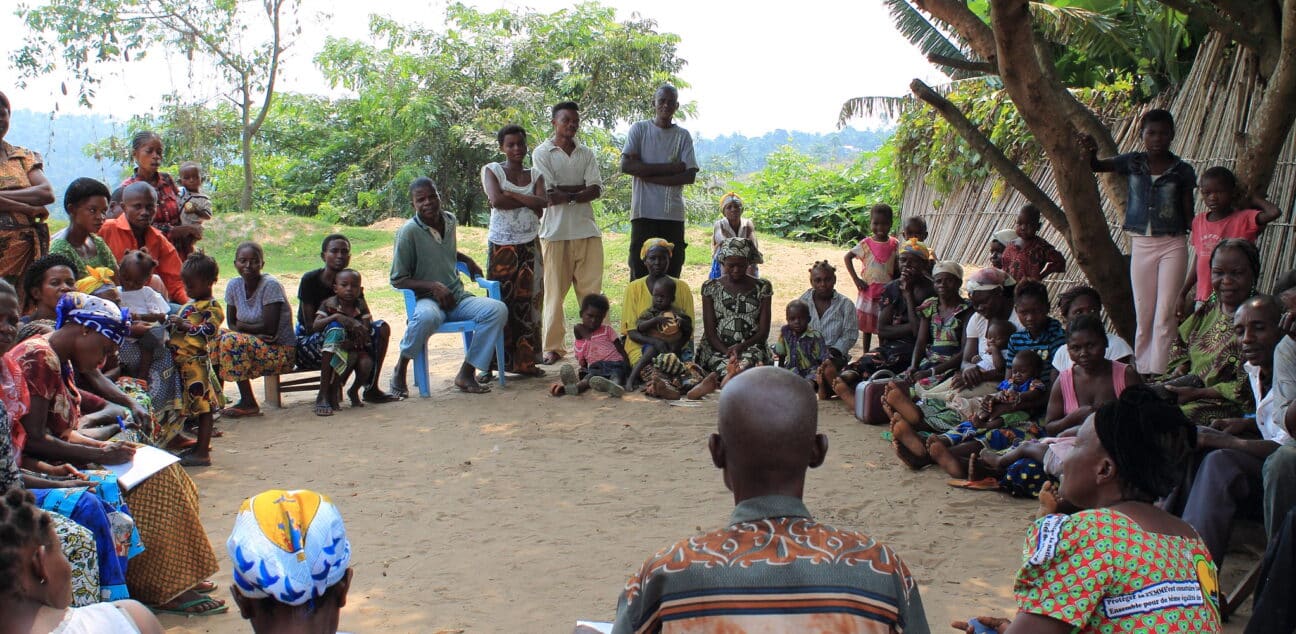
[13,0,301,212]
[845,0,1295,341]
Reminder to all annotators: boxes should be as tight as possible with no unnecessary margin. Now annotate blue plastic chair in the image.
[399,262,506,397]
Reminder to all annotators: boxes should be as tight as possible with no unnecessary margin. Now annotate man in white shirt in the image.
[620,85,697,280]
[1183,295,1292,565]
[531,101,603,364]
[1263,285,1296,542]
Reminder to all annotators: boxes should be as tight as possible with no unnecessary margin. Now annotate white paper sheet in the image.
[100,445,180,490]
[573,622,613,634]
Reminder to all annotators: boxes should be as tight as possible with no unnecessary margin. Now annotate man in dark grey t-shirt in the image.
[620,85,698,280]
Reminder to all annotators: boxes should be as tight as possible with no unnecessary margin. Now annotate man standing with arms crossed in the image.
[533,101,604,365]
[621,84,698,280]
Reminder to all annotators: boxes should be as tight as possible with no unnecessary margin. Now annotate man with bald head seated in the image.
[611,366,929,634]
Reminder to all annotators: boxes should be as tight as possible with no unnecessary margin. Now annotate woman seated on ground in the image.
[952,386,1221,634]
[887,279,1064,471]
[1050,285,1133,373]
[10,293,225,616]
[853,267,1019,428]
[1155,238,1259,424]
[0,489,164,634]
[217,242,297,418]
[836,239,935,388]
[799,260,858,371]
[22,254,155,436]
[0,279,142,606]
[50,178,118,277]
[21,253,77,324]
[972,314,1141,496]
[691,237,771,395]
[621,238,696,386]
[905,260,972,386]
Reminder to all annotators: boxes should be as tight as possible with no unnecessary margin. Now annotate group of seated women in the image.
[823,230,1296,626]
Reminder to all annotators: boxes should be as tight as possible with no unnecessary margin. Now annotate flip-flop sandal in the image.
[167,435,197,450]
[193,580,218,594]
[219,406,262,418]
[588,376,625,397]
[947,478,1000,491]
[362,389,402,403]
[314,403,334,417]
[559,365,580,395]
[477,371,494,383]
[177,450,212,468]
[151,596,229,616]
[455,381,490,394]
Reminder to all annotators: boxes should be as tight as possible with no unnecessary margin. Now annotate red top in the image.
[1191,209,1261,301]
[98,214,189,303]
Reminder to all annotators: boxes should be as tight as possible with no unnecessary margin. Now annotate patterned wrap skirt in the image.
[216,330,295,383]
[488,239,543,374]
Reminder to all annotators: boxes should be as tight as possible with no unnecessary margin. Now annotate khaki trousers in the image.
[540,236,604,356]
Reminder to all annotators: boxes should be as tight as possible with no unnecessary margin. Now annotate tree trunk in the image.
[988,0,1135,341]
[909,78,1070,234]
[240,83,254,213]
[1235,0,1296,196]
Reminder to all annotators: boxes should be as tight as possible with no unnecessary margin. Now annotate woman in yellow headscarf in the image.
[710,192,758,279]
[621,238,695,371]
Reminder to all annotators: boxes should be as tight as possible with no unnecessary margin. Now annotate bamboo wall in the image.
[904,34,1296,298]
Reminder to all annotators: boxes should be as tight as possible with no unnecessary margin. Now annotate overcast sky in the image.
[1,0,944,138]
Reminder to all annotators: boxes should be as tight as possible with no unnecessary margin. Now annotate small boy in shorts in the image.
[553,294,629,397]
[312,269,374,415]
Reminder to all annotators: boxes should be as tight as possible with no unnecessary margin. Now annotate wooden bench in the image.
[263,369,321,409]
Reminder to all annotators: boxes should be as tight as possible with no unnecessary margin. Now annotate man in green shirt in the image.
[390,177,506,395]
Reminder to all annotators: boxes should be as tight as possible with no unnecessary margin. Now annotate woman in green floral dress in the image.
[696,237,773,381]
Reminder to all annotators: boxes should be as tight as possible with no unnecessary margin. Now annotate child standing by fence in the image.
[844,204,899,352]
[1177,165,1282,318]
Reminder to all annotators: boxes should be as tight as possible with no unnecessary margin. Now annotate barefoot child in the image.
[555,294,629,397]
[116,250,170,379]
[999,204,1065,283]
[772,301,828,387]
[925,350,1049,478]
[313,269,374,415]
[845,204,899,352]
[166,252,223,467]
[1177,165,1282,319]
[627,277,692,390]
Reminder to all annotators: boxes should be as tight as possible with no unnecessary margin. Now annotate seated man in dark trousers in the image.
[389,177,507,396]
[611,366,929,634]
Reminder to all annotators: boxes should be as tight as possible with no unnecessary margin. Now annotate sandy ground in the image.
[155,243,1257,633]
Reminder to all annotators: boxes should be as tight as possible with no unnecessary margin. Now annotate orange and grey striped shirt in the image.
[612,495,929,634]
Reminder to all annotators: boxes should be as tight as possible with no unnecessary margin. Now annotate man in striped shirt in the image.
[611,367,930,634]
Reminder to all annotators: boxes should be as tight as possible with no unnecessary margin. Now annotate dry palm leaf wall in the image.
[903,34,1296,299]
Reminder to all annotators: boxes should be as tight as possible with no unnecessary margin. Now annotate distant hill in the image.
[695,126,891,173]
[6,109,123,216]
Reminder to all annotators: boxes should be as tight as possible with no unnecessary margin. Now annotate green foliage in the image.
[71,3,687,227]
[732,144,901,246]
[891,79,1130,202]
[15,0,304,210]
